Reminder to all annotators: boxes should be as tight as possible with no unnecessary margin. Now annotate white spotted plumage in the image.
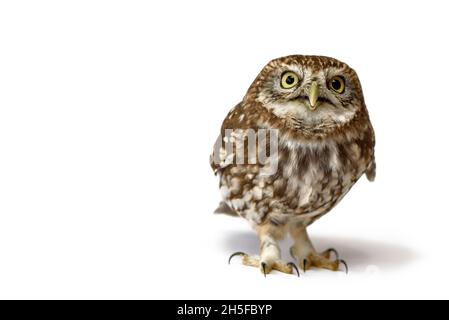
[210,55,375,275]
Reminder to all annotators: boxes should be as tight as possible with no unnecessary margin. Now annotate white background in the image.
[0,0,448,299]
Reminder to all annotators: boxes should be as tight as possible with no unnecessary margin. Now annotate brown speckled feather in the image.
[210,55,375,228]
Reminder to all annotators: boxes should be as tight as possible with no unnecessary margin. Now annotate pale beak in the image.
[308,81,319,110]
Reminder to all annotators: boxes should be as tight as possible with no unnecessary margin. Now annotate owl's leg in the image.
[289,226,347,273]
[228,224,299,277]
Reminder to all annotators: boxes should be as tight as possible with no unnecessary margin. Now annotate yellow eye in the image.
[328,76,345,94]
[280,71,300,89]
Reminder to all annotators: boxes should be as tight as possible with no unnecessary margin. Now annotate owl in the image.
[210,55,375,276]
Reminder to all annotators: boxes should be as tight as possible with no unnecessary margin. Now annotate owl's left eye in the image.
[328,76,345,94]
[280,71,300,89]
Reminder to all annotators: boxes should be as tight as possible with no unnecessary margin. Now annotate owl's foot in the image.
[228,252,299,277]
[290,247,347,273]
[301,253,347,273]
[321,248,339,260]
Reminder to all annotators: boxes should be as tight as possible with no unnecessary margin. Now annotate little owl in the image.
[210,55,375,276]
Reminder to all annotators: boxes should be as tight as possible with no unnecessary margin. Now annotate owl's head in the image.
[245,55,366,135]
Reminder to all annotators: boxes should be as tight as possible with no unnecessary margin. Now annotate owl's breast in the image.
[275,139,367,225]
[219,135,373,228]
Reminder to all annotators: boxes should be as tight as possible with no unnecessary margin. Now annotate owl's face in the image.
[247,55,365,134]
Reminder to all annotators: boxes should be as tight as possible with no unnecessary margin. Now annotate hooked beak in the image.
[308,81,319,110]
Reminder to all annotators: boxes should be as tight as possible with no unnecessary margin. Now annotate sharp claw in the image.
[261,262,267,278]
[228,251,246,264]
[302,259,308,273]
[327,248,339,260]
[337,259,348,274]
[287,262,300,277]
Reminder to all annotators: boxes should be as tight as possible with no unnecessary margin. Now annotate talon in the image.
[287,262,300,277]
[228,251,246,264]
[337,259,348,274]
[261,262,267,277]
[326,248,339,260]
[302,259,308,273]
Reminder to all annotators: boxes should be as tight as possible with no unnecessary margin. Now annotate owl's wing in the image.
[209,103,244,175]
[209,138,238,216]
[365,158,376,181]
[364,121,376,181]
[209,134,233,175]
[210,103,249,216]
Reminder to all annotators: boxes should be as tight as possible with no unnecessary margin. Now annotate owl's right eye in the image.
[280,71,300,89]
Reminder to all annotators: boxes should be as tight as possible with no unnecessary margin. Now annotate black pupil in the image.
[285,75,295,85]
[331,79,342,90]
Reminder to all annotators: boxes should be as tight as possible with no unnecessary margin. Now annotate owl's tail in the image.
[214,201,239,217]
